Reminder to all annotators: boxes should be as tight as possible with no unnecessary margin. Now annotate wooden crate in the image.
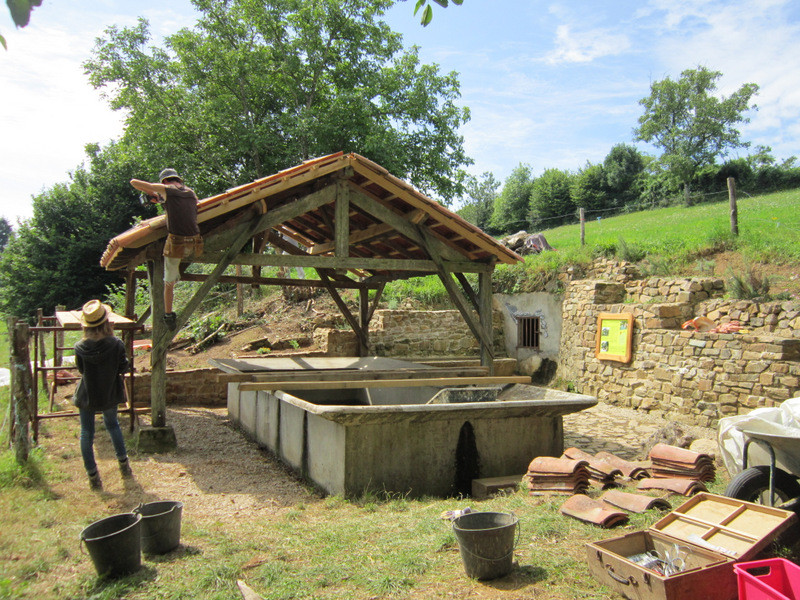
[585,493,797,600]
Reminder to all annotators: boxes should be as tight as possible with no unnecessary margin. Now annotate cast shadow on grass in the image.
[89,565,158,596]
[476,564,548,591]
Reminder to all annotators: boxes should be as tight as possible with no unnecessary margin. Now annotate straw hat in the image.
[79,300,111,327]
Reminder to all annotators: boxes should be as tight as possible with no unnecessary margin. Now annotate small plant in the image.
[616,237,647,262]
[289,339,300,350]
[727,265,771,300]
[695,259,716,276]
[256,347,271,355]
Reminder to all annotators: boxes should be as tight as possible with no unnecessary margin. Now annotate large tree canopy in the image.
[634,66,758,202]
[0,141,153,318]
[85,0,471,203]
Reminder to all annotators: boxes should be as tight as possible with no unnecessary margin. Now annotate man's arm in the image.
[130,179,168,197]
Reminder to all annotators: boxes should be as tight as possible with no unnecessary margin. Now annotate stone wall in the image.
[369,309,505,357]
[131,368,227,406]
[559,277,800,427]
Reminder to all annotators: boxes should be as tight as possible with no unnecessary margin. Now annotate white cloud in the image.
[546,24,631,64]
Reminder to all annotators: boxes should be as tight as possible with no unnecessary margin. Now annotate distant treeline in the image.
[457,144,800,235]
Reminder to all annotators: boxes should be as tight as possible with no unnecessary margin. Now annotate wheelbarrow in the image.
[724,427,800,509]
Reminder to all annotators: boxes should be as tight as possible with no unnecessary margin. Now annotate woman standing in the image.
[73,300,133,490]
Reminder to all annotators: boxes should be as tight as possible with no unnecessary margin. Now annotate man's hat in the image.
[159,168,183,183]
[79,300,111,327]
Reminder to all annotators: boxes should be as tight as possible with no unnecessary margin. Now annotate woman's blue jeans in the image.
[79,406,128,474]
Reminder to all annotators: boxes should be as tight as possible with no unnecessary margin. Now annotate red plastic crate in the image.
[735,558,800,600]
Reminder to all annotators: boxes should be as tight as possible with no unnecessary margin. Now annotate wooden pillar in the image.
[148,259,168,428]
[728,177,738,236]
[124,270,137,319]
[335,180,350,258]
[579,207,585,246]
[359,286,370,357]
[8,319,32,462]
[478,270,494,375]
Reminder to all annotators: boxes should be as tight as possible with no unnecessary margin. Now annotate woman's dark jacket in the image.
[72,336,129,412]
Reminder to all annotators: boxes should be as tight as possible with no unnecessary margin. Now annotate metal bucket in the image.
[80,512,142,577]
[134,500,183,555]
[452,511,518,580]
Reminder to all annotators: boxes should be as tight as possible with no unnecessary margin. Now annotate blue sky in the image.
[2,0,799,222]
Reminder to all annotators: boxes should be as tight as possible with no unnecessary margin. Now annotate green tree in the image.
[634,66,759,205]
[0,217,11,251]
[529,168,574,228]
[85,0,472,204]
[488,163,533,234]
[570,162,608,213]
[0,141,153,318]
[603,143,646,207]
[2,0,41,50]
[458,172,499,232]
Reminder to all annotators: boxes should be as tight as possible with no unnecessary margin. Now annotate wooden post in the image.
[36,307,46,402]
[236,265,244,317]
[148,259,168,428]
[8,319,32,463]
[124,270,137,319]
[579,208,585,246]
[359,286,370,357]
[728,177,738,236]
[478,270,494,375]
[54,305,65,373]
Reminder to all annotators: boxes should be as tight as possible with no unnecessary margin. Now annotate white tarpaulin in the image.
[718,397,800,477]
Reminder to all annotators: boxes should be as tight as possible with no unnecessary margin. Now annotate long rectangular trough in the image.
[215,357,597,498]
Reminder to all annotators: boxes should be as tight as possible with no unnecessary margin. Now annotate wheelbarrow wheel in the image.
[725,466,800,507]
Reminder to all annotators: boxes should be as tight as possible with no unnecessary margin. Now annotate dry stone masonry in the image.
[558,260,800,427]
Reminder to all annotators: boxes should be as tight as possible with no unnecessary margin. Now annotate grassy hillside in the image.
[542,188,800,262]
[383,188,800,305]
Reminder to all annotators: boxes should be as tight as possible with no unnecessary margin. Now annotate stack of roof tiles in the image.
[594,451,650,480]
[526,456,591,495]
[648,443,716,482]
[562,447,622,488]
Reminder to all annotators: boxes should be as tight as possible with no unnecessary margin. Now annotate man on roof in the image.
[130,169,203,331]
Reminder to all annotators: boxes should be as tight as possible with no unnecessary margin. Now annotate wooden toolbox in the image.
[585,493,797,600]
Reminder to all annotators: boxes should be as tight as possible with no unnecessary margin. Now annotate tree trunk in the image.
[683,182,693,206]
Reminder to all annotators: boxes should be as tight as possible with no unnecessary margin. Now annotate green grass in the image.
[387,188,800,299]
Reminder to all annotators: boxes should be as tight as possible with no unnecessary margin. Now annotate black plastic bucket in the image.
[134,500,183,554]
[80,512,142,577]
[452,511,518,580]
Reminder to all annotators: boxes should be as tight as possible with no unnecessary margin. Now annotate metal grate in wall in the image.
[517,316,541,349]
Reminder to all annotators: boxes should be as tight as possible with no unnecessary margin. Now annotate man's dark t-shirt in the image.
[164,186,200,237]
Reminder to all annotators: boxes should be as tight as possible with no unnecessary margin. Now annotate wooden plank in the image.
[216,366,492,383]
[309,222,393,255]
[239,375,530,392]
[347,181,466,263]
[350,160,519,264]
[195,252,490,273]
[335,180,349,257]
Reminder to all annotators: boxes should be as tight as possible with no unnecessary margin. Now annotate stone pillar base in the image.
[137,426,177,453]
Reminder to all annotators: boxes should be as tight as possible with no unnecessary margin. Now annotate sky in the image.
[1,0,799,223]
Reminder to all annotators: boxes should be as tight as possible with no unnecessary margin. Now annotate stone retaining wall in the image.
[369,309,505,357]
[559,277,800,427]
[131,368,227,406]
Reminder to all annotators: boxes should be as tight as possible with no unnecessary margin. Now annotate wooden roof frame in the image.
[102,152,522,430]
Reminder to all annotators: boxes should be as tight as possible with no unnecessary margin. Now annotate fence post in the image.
[727,177,738,236]
[8,318,33,464]
[580,208,585,246]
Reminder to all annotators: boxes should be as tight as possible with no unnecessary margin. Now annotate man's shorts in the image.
[163,234,203,283]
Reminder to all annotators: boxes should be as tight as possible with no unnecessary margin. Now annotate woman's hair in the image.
[82,320,114,339]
